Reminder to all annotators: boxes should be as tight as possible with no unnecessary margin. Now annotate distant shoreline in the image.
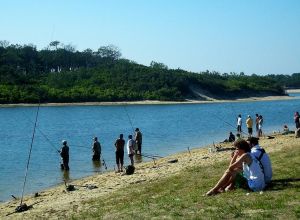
[286,89,300,93]
[0,95,297,108]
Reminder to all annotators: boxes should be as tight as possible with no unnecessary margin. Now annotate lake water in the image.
[1,95,300,202]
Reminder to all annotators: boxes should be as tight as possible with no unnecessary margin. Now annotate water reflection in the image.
[134,154,143,163]
[61,170,70,182]
[92,160,102,172]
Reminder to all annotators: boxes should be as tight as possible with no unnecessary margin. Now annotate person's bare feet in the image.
[205,189,218,196]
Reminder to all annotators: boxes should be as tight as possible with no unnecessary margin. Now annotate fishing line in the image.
[20,111,60,155]
[213,111,248,136]
[19,103,40,207]
[22,111,92,155]
[70,144,90,149]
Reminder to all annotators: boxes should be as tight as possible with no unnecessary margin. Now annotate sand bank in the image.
[286,89,300,93]
[0,95,297,108]
[0,132,296,219]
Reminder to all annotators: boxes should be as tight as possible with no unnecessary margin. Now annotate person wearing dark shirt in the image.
[60,140,69,171]
[134,128,143,155]
[114,134,125,172]
[92,137,101,161]
[228,132,235,142]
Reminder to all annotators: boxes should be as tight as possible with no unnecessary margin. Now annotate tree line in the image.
[0,40,296,104]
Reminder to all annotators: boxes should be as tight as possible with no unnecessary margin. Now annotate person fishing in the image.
[92,137,101,161]
[134,128,142,155]
[59,140,69,171]
[114,134,125,172]
[127,135,135,166]
[237,114,242,135]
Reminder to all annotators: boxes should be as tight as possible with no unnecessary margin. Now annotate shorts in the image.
[116,150,124,165]
[235,173,249,189]
[248,128,253,134]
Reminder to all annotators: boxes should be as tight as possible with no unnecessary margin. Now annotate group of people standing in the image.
[59,128,142,173]
[114,128,142,172]
[236,114,264,137]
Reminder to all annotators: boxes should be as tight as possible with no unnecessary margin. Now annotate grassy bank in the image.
[73,142,300,219]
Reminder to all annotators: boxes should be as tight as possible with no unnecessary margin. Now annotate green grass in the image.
[72,146,300,219]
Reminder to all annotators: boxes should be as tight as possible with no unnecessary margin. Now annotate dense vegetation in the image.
[0,40,295,104]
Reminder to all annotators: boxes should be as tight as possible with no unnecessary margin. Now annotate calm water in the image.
[1,96,300,202]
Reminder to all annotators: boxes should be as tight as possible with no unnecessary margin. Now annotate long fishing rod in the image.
[123,105,135,134]
[19,103,40,210]
[22,110,92,153]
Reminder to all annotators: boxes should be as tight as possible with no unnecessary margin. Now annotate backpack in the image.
[125,165,135,175]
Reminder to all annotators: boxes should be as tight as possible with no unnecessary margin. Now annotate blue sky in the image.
[1,0,299,75]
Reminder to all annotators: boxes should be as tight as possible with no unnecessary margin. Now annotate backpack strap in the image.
[257,148,265,161]
[254,148,266,174]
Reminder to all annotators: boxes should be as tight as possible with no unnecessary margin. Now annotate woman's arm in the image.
[228,153,252,171]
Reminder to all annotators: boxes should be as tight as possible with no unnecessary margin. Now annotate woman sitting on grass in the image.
[206,139,265,196]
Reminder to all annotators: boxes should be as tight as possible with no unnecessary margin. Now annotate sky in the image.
[1,0,300,75]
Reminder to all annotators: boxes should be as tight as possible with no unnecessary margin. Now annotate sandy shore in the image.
[0,95,297,108]
[0,132,296,219]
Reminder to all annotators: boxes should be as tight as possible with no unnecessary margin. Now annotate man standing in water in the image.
[92,137,101,161]
[134,128,143,155]
[60,140,69,171]
[114,134,125,172]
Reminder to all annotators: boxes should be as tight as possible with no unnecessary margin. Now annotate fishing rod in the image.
[22,110,92,153]
[21,111,61,154]
[140,154,157,165]
[18,103,40,212]
[213,112,249,136]
[141,153,164,158]
[123,105,135,134]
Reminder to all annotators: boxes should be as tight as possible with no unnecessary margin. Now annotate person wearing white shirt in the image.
[127,135,135,166]
[247,137,272,184]
[237,114,242,135]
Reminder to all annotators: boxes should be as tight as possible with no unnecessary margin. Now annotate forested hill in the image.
[0,41,296,104]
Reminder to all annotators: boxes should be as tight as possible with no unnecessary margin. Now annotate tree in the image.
[49,41,60,50]
[63,43,76,52]
[97,45,121,60]
[150,61,168,70]
[0,40,10,48]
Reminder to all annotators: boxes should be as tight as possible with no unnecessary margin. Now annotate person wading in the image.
[60,140,69,171]
[114,134,125,172]
[92,137,101,161]
[134,128,143,155]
